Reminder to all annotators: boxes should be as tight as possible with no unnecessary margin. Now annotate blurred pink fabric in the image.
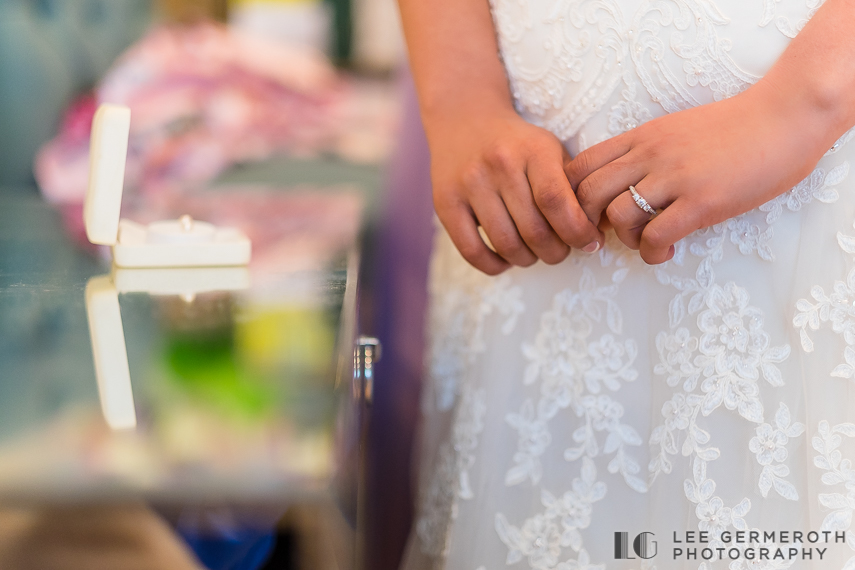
[35,23,393,204]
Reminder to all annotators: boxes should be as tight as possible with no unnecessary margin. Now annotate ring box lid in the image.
[84,104,130,246]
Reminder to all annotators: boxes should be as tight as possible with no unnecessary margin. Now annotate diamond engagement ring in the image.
[629,185,657,216]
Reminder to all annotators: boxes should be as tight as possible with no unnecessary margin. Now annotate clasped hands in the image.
[430,87,825,275]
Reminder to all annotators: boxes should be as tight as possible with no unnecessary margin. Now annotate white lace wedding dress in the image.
[400,1,855,569]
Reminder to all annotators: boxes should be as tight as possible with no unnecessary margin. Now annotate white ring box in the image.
[84,104,251,267]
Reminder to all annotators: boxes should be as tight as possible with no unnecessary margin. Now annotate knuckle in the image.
[524,223,555,247]
[484,143,517,173]
[490,230,524,257]
[458,242,489,269]
[528,132,558,156]
[490,232,537,267]
[575,176,600,207]
[534,183,566,213]
[567,151,591,182]
[459,163,488,191]
[638,142,660,162]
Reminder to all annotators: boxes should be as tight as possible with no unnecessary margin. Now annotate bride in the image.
[395,0,855,568]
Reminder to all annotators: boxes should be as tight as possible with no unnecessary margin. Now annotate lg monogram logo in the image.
[614,532,658,560]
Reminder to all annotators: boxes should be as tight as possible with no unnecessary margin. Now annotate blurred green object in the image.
[0,0,153,187]
[165,331,274,420]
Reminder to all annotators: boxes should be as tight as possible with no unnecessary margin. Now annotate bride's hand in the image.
[567,82,836,265]
[429,110,604,275]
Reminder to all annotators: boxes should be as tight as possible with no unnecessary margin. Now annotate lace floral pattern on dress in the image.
[749,403,805,500]
[496,457,607,570]
[794,217,855,369]
[507,267,646,492]
[491,0,761,140]
[812,420,855,568]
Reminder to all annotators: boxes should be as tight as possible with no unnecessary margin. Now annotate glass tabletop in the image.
[0,190,362,506]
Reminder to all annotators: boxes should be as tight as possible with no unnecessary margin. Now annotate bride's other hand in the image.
[429,110,603,275]
[397,0,604,275]
[566,0,855,265]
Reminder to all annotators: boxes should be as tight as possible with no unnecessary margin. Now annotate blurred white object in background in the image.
[229,0,333,55]
[351,0,404,72]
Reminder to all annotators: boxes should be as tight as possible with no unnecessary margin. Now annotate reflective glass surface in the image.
[0,191,361,506]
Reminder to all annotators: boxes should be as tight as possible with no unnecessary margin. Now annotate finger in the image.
[639,198,703,265]
[438,204,510,275]
[605,179,663,250]
[575,153,647,226]
[564,134,633,191]
[496,171,571,265]
[529,150,604,251]
[469,193,538,267]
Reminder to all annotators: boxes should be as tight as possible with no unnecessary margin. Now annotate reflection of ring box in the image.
[84,104,251,267]
[111,266,251,296]
[85,266,250,430]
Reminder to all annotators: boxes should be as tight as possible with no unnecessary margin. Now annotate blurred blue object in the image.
[173,507,283,570]
[0,0,152,186]
[181,530,276,570]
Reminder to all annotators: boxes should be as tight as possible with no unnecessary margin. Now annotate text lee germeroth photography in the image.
[615,530,849,563]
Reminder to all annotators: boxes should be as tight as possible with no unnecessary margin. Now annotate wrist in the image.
[749,72,854,161]
[751,0,855,156]
[421,93,516,126]
[420,96,520,146]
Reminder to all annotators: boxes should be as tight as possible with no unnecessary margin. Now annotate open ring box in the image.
[84,103,251,268]
[83,103,252,431]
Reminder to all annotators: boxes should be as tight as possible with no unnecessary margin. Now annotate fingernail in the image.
[582,241,600,253]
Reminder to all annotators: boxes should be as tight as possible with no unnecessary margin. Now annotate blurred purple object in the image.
[365,68,433,570]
